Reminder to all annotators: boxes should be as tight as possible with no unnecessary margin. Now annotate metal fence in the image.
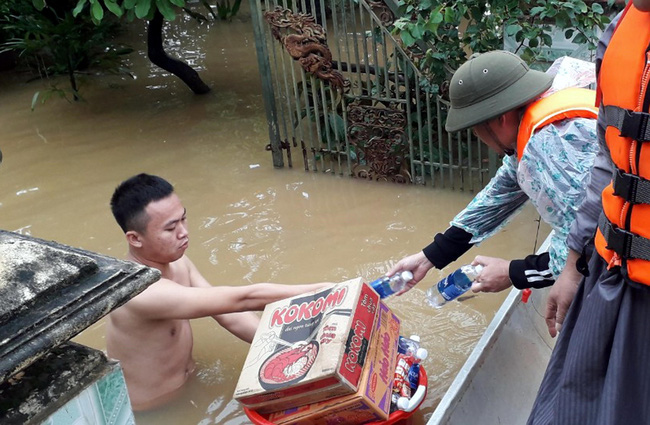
[249,0,499,191]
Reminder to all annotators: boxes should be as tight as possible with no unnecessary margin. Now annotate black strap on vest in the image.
[599,214,650,261]
[613,168,650,204]
[603,105,650,142]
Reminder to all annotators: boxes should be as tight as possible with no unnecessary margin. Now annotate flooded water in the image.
[0,5,547,425]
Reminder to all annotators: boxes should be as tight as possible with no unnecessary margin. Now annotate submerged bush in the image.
[0,0,132,106]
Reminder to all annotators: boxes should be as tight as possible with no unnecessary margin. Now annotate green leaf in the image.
[429,8,443,24]
[529,6,545,16]
[424,20,440,34]
[124,0,138,9]
[169,0,185,6]
[32,0,45,11]
[72,0,88,16]
[156,0,176,20]
[515,30,524,43]
[135,0,152,18]
[400,30,416,47]
[576,1,588,13]
[573,33,587,44]
[443,7,455,23]
[592,3,604,14]
[393,19,407,30]
[91,1,104,21]
[505,24,519,36]
[105,0,123,17]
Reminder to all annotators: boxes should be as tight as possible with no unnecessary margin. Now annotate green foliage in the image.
[0,0,133,105]
[390,0,620,96]
[214,0,242,20]
[64,0,242,22]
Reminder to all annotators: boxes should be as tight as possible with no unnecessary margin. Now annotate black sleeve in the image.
[509,252,554,289]
[422,226,474,269]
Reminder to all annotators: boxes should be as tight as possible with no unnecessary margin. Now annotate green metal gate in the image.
[249,0,498,190]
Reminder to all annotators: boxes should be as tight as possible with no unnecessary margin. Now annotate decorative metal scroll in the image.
[367,1,395,26]
[347,103,411,183]
[264,7,350,91]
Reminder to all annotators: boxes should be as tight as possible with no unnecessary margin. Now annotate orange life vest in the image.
[516,88,598,161]
[595,3,650,285]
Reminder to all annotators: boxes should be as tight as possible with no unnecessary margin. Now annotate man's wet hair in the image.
[111,173,174,233]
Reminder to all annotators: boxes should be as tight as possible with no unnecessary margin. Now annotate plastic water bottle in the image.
[370,271,414,298]
[397,334,421,356]
[426,264,483,308]
[407,347,428,390]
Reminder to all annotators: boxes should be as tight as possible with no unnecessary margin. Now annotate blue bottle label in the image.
[437,273,466,302]
[408,363,421,389]
[370,277,393,298]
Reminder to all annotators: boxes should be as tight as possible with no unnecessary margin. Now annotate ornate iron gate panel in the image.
[249,0,498,190]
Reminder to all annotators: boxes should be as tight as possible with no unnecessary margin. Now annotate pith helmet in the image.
[445,51,553,133]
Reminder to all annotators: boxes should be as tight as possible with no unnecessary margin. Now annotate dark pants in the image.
[528,254,650,425]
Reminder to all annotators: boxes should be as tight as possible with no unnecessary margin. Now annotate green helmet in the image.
[445,50,553,133]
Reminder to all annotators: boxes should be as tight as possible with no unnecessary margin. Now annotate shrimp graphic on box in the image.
[253,307,352,390]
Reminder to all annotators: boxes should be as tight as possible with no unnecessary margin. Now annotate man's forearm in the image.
[422,226,474,269]
[509,252,554,289]
[214,311,260,343]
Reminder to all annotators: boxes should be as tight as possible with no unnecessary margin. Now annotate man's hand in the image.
[545,250,582,338]
[470,255,512,293]
[387,251,434,295]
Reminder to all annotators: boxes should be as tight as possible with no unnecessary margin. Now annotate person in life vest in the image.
[529,2,650,424]
[388,50,607,297]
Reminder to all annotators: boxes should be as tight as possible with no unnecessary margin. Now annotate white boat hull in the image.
[428,240,556,424]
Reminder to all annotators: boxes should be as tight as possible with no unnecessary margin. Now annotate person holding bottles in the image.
[388,50,610,298]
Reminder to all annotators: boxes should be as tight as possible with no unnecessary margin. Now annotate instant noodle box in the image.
[234,277,380,413]
[266,301,401,425]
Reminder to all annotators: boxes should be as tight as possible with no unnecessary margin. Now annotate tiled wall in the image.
[42,364,134,425]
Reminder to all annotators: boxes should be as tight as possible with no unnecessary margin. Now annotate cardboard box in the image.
[267,301,401,425]
[234,278,380,413]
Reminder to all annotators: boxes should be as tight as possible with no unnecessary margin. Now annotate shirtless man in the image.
[106,173,330,411]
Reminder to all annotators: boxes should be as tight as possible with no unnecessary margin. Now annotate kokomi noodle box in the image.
[266,301,401,425]
[234,278,380,413]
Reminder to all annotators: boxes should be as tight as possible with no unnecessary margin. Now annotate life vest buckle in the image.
[620,110,650,142]
[613,168,640,202]
[612,168,650,204]
[604,223,634,258]
[599,214,650,262]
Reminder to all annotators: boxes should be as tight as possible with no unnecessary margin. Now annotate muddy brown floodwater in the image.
[0,5,548,425]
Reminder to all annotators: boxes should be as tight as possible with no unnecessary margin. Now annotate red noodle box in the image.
[234,278,379,413]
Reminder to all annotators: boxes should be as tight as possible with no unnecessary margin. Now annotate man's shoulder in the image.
[125,276,182,303]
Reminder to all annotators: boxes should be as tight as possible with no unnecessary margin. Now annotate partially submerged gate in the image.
[249,0,498,190]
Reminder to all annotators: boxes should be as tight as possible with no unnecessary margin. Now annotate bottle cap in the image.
[409,334,421,343]
[415,347,428,361]
[401,270,414,281]
[397,396,410,411]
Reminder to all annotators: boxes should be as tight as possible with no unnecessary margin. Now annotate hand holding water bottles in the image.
[469,255,511,293]
[386,251,434,295]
